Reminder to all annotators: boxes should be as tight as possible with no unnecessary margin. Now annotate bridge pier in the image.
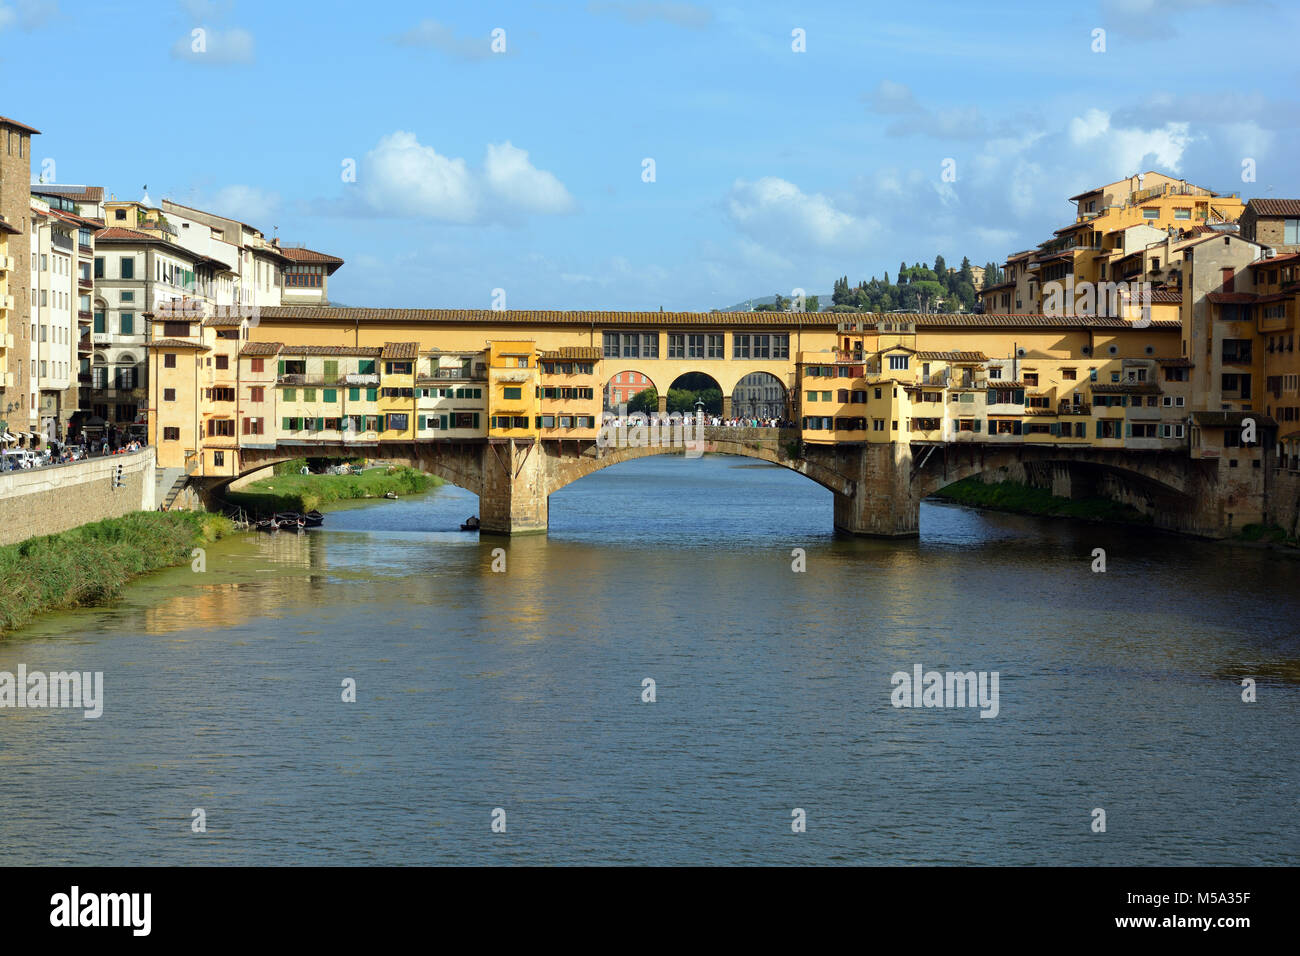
[831,442,920,537]
[478,439,549,535]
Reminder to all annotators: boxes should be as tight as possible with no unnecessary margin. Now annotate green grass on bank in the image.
[932,477,1153,525]
[225,461,443,514]
[1237,523,1292,545]
[0,510,234,636]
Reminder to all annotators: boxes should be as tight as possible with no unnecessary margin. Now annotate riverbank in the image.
[0,510,234,636]
[931,476,1152,525]
[224,463,443,514]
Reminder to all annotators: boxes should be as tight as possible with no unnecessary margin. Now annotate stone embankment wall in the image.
[0,448,157,546]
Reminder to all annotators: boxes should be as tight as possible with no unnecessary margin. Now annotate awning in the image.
[1,432,15,442]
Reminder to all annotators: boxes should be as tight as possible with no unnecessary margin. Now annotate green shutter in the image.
[324,360,338,381]
[1096,420,1104,439]
[359,359,375,374]
[367,388,377,402]
[1015,389,1025,404]
[1125,423,1132,438]
[377,415,385,431]
[472,414,479,429]
[1013,421,1022,435]
[349,387,360,401]
[323,389,337,403]
[283,388,295,402]
[278,360,285,375]
[973,419,981,433]
[1050,422,1060,437]
[282,418,290,430]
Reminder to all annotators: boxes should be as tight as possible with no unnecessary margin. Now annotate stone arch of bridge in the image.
[913,445,1195,503]
[547,436,856,499]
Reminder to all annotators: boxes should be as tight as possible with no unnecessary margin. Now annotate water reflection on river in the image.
[1,455,1297,865]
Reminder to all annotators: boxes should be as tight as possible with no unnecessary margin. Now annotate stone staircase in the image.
[155,467,187,510]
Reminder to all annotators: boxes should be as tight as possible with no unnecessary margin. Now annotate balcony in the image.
[78,309,92,323]
[78,276,94,291]
[426,366,487,381]
[1058,400,1091,416]
[277,374,339,386]
[340,372,380,386]
[79,244,93,257]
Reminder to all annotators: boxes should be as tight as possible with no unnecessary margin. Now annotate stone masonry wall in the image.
[0,448,157,546]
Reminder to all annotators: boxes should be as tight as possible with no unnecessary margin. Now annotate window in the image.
[120,312,134,335]
[215,355,229,370]
[1142,208,1158,219]
[93,310,105,332]
[1062,368,1076,380]
[733,335,750,359]
[386,413,409,431]
[120,257,134,279]
[164,354,177,369]
[668,334,685,358]
[93,257,104,278]
[1285,219,1300,246]
[503,387,522,400]
[888,354,909,370]
[1174,208,1191,220]
[163,388,176,401]
[163,427,179,441]
[249,387,264,402]
[603,332,620,358]
[708,334,725,359]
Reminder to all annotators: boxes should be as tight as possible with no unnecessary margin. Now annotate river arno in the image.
[1,454,1297,865]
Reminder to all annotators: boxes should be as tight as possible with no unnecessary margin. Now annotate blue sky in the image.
[3,0,1298,309]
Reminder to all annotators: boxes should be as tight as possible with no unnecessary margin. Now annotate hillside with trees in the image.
[830,255,980,313]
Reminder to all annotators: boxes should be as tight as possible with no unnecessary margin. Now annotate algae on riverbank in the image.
[224,464,442,514]
[932,477,1152,525]
[0,510,234,636]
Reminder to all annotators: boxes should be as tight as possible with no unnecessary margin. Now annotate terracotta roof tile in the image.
[279,246,344,270]
[31,184,104,203]
[95,226,162,242]
[1247,198,1300,218]
[202,315,245,327]
[381,341,420,359]
[145,338,211,351]
[1247,253,1300,269]
[0,115,40,134]
[253,306,1180,332]
[1208,292,1257,304]
[541,346,602,360]
[278,345,383,357]
[239,342,284,356]
[916,350,988,362]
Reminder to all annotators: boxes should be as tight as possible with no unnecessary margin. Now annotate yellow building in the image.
[487,341,539,438]
[538,346,601,440]
[377,342,418,441]
[417,350,486,439]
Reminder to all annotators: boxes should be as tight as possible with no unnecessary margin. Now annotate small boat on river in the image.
[304,510,325,527]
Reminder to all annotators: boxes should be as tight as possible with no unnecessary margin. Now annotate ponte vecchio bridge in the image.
[154,306,1270,538]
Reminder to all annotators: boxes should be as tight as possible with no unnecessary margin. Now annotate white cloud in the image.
[726,177,864,249]
[203,185,280,224]
[1069,108,1194,173]
[587,1,712,29]
[393,19,498,59]
[359,132,574,224]
[362,132,480,223]
[0,0,58,30]
[484,142,576,215]
[171,26,254,64]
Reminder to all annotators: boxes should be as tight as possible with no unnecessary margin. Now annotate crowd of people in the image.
[601,413,793,429]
